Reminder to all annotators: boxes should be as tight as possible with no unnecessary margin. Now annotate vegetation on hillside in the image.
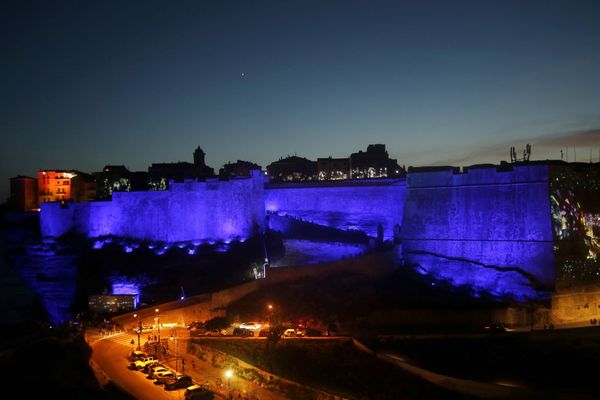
[194,338,473,400]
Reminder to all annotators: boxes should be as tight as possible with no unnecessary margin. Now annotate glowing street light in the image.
[170,333,179,373]
[267,304,274,327]
[133,313,141,350]
[225,369,233,399]
[155,308,161,357]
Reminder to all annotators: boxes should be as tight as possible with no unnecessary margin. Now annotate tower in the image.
[193,146,205,167]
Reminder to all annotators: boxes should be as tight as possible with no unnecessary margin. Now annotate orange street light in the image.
[133,313,141,350]
[155,308,161,357]
[225,369,233,399]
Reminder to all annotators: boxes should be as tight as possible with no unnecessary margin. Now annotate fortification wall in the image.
[40,164,562,301]
[400,164,555,300]
[40,202,77,237]
[40,172,265,242]
[264,180,406,240]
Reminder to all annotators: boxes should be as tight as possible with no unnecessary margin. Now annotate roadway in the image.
[88,329,292,400]
[90,332,182,400]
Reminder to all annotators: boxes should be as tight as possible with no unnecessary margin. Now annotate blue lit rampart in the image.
[40,171,265,242]
[400,164,556,300]
[265,179,406,240]
[40,164,561,301]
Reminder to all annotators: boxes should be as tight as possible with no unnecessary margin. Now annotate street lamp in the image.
[155,308,161,357]
[225,369,233,399]
[133,313,141,350]
[267,304,274,327]
[170,332,179,373]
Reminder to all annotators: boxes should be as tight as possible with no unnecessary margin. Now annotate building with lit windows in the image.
[317,157,351,180]
[148,146,215,190]
[37,170,77,204]
[94,165,133,200]
[350,144,404,179]
[219,160,262,179]
[88,294,137,314]
[71,172,97,202]
[267,155,317,182]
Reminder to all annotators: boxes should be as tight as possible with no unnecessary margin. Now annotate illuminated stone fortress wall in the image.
[264,179,406,240]
[400,164,555,300]
[41,170,265,243]
[40,164,567,301]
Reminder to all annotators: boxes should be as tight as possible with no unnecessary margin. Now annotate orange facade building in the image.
[37,170,77,204]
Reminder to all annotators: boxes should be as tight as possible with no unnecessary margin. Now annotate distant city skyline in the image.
[2,0,600,201]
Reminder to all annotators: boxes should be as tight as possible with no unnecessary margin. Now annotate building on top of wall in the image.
[37,169,77,204]
[219,160,262,179]
[71,172,97,202]
[93,165,134,200]
[317,157,351,180]
[148,146,215,190]
[267,155,317,183]
[350,144,404,179]
[40,170,266,242]
[8,175,38,211]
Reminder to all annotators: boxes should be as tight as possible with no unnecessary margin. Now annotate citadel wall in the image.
[40,171,265,242]
[40,164,560,301]
[264,179,406,240]
[400,164,555,300]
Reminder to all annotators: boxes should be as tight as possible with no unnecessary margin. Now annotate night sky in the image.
[2,0,600,201]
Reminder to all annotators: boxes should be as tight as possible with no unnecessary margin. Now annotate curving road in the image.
[90,332,182,400]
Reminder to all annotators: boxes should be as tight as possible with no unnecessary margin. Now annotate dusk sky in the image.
[2,0,600,201]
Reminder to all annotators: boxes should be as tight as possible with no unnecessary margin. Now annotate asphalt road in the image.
[91,334,182,400]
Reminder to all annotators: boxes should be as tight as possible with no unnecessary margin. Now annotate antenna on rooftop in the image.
[510,144,531,163]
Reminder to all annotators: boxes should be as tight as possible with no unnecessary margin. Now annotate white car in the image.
[240,321,261,330]
[282,328,298,337]
[154,370,176,384]
[147,365,169,379]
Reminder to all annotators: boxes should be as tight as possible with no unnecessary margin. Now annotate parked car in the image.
[483,324,506,333]
[184,385,215,400]
[294,328,306,337]
[232,327,254,337]
[128,350,147,362]
[239,321,261,330]
[205,329,223,337]
[258,328,270,337]
[146,365,169,379]
[154,370,177,385]
[131,356,157,371]
[282,328,298,338]
[142,361,161,374]
[164,374,193,390]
